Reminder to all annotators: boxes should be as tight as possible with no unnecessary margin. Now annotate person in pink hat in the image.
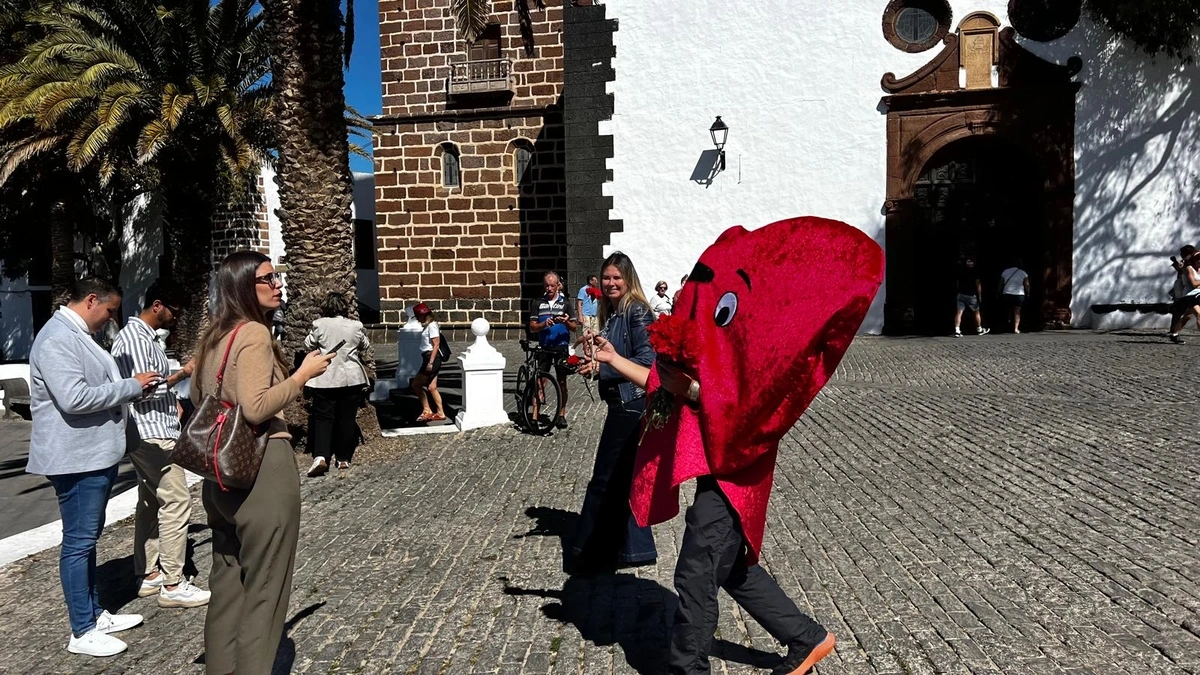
[411,303,447,422]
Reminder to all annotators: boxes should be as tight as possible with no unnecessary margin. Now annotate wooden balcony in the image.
[447,59,513,96]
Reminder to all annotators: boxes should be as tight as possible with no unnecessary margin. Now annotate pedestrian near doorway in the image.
[999,261,1030,334]
[304,291,371,475]
[111,280,210,609]
[953,257,989,337]
[1169,246,1200,344]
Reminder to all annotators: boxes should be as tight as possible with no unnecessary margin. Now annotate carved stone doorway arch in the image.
[881,12,1081,334]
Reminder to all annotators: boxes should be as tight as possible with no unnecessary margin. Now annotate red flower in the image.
[565,354,582,367]
[585,286,603,300]
[646,313,697,367]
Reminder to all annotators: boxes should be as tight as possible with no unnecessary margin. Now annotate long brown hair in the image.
[192,251,287,390]
[596,251,651,328]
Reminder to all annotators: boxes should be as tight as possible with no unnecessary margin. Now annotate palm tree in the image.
[0,0,274,351]
[259,0,359,362]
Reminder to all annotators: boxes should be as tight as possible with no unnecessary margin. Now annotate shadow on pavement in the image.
[96,523,211,610]
[508,507,782,674]
[191,600,327,674]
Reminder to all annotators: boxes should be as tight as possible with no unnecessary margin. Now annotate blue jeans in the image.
[49,465,117,636]
[571,398,657,568]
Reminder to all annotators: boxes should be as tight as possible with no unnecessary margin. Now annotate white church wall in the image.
[601,0,1200,331]
[1030,21,1200,327]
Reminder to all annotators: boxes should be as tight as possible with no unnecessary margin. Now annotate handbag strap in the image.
[214,323,248,399]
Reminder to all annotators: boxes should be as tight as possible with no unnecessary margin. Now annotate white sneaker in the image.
[67,629,127,657]
[158,580,212,608]
[977,327,990,335]
[307,457,328,477]
[138,574,164,597]
[95,610,143,635]
[953,331,962,338]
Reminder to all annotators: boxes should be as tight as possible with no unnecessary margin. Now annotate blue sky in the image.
[346,0,382,174]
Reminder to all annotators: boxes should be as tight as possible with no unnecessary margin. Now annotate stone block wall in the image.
[563,2,620,294]
[378,0,564,118]
[211,174,271,265]
[374,0,565,331]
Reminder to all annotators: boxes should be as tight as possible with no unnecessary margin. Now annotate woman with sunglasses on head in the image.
[191,251,335,675]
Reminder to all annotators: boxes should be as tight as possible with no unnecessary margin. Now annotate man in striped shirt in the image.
[111,281,210,609]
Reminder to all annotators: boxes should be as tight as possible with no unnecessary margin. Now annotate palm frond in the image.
[455,0,491,42]
[136,118,170,163]
[161,84,194,130]
[96,81,145,130]
[67,111,109,169]
[349,141,371,162]
[0,134,65,185]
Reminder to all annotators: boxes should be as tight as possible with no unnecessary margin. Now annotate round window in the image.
[883,0,952,53]
[896,7,938,44]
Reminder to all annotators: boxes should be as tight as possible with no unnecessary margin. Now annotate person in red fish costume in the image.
[582,217,883,675]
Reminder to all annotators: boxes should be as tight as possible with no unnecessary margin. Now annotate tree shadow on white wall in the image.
[1065,19,1200,318]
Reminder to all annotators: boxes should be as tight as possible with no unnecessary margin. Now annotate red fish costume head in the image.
[630,216,884,563]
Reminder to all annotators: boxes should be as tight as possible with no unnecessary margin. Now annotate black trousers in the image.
[306,385,362,463]
[668,477,827,675]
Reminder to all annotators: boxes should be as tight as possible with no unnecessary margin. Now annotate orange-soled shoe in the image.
[773,632,835,675]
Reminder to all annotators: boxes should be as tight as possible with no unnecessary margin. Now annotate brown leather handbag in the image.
[174,323,267,491]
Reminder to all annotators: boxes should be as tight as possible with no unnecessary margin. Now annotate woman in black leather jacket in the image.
[569,251,658,573]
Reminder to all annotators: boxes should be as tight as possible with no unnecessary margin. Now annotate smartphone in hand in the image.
[325,340,346,355]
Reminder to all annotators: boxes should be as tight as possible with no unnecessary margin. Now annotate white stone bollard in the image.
[454,318,509,431]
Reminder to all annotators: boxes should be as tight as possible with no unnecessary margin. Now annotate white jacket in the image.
[304,316,371,389]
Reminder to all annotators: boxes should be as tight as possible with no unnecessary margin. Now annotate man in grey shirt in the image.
[27,277,157,657]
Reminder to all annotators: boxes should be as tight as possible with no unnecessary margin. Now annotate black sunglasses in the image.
[255,272,284,287]
[163,303,182,317]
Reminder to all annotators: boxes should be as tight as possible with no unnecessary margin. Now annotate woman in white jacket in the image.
[304,292,371,476]
[650,280,673,318]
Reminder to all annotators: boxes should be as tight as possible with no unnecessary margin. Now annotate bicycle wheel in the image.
[514,364,530,425]
[522,371,562,435]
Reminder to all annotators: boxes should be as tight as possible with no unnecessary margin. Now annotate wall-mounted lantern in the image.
[709,116,729,171]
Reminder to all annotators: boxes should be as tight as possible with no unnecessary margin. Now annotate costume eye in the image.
[713,292,738,327]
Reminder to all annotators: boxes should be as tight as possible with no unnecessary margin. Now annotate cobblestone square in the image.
[0,332,1196,674]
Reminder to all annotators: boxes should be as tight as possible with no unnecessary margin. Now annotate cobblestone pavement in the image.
[0,332,1197,674]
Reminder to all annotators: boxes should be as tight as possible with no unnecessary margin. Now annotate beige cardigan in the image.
[194,321,299,439]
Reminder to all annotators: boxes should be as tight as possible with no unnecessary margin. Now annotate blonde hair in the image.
[597,251,651,328]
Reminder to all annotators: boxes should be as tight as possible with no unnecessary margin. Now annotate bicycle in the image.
[515,340,566,434]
